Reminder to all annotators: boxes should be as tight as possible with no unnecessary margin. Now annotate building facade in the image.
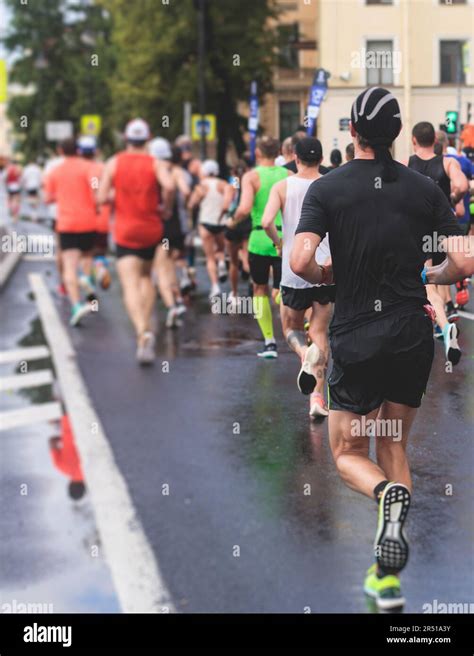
[260,0,474,163]
[318,0,474,161]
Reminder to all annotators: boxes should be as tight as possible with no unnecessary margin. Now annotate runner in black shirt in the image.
[291,87,474,611]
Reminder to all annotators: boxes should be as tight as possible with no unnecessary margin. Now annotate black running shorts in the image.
[59,231,96,252]
[225,217,252,243]
[115,243,158,261]
[281,284,336,310]
[249,253,282,289]
[328,310,434,415]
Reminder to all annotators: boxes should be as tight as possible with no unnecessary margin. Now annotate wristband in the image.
[421,267,428,285]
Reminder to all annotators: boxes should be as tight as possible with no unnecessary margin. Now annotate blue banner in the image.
[248,80,259,165]
[306,69,329,136]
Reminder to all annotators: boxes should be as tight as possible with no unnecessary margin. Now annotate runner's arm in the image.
[175,167,191,200]
[290,232,331,285]
[446,157,469,204]
[231,171,255,225]
[262,181,284,248]
[188,183,205,209]
[425,235,474,284]
[97,157,116,205]
[156,160,175,218]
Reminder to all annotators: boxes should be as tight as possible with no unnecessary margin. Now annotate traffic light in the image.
[445,110,459,135]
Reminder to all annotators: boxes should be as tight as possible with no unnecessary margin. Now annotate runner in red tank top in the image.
[98,118,174,365]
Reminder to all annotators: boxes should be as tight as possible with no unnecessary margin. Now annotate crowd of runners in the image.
[2,86,474,612]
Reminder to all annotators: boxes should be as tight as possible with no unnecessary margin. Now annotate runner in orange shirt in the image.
[78,135,112,290]
[44,138,99,326]
[98,119,174,365]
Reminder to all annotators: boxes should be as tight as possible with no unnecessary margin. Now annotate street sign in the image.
[0,60,7,103]
[80,114,102,137]
[191,114,216,141]
[339,118,350,131]
[45,121,74,142]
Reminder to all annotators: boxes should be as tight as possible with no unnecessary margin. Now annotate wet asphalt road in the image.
[1,221,473,614]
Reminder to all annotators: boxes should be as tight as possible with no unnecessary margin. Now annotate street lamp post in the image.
[197,0,207,160]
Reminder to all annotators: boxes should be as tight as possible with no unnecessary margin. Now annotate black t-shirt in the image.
[296,159,462,336]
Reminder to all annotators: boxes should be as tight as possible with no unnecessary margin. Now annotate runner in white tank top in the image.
[188,160,233,300]
[262,137,335,418]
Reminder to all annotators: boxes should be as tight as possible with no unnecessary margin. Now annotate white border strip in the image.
[0,346,51,364]
[0,402,62,431]
[0,369,53,392]
[29,273,175,614]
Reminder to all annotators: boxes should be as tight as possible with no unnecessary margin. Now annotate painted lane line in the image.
[458,310,474,321]
[0,369,53,392]
[0,346,51,364]
[0,402,62,431]
[28,273,175,614]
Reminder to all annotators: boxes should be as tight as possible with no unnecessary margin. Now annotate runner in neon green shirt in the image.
[227,136,289,358]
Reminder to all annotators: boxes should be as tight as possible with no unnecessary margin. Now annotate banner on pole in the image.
[306,69,330,136]
[248,80,259,165]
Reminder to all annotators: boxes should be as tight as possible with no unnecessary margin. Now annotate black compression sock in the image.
[446,301,455,312]
[374,480,389,504]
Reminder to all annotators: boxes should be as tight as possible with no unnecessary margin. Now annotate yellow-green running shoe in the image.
[364,564,405,612]
[374,482,411,574]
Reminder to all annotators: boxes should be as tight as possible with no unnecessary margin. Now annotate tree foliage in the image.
[3,0,115,159]
[99,0,279,170]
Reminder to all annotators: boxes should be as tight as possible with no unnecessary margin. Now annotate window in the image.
[279,101,301,141]
[440,41,466,84]
[366,0,393,4]
[439,0,466,4]
[366,40,394,85]
[278,23,299,69]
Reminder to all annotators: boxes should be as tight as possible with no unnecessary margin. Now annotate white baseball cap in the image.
[201,159,219,177]
[149,137,172,160]
[77,135,97,152]
[125,118,151,142]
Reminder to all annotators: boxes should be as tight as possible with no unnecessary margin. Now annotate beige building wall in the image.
[318,0,474,161]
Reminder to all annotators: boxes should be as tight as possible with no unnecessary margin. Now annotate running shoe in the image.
[136,331,155,366]
[257,342,278,359]
[364,564,405,612]
[443,323,461,365]
[433,324,443,340]
[79,275,97,302]
[297,343,321,395]
[166,306,180,329]
[309,391,329,418]
[374,482,411,575]
[175,301,187,316]
[209,283,221,299]
[455,278,470,309]
[217,260,228,283]
[445,303,459,323]
[70,302,92,327]
[95,261,111,290]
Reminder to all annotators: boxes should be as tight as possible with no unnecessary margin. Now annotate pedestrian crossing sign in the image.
[0,60,7,103]
[80,114,102,137]
[191,114,216,141]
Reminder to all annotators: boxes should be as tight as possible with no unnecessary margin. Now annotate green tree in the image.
[2,0,115,159]
[100,0,279,173]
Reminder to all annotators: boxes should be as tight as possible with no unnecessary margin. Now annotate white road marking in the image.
[22,254,55,262]
[458,310,474,321]
[28,273,175,614]
[0,369,53,392]
[0,402,62,431]
[0,346,50,364]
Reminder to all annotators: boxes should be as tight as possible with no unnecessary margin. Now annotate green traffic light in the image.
[445,111,458,134]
